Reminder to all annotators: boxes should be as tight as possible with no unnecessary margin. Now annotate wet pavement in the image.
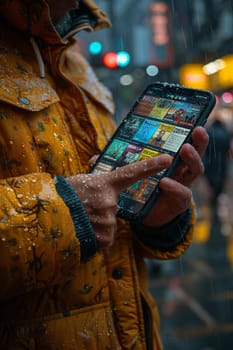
[147,165,233,349]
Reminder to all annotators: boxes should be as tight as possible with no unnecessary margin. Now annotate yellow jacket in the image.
[0,0,195,348]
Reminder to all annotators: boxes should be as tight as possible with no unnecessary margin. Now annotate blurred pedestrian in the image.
[203,118,231,212]
[0,0,209,349]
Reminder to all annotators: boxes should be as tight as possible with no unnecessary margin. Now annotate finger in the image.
[177,144,204,186]
[94,223,117,249]
[90,210,117,249]
[108,154,173,192]
[86,195,118,213]
[159,177,192,212]
[88,154,99,167]
[95,229,115,249]
[180,143,205,174]
[190,126,209,158]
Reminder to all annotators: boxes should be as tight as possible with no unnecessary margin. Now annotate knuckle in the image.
[176,192,191,212]
[96,225,116,249]
[100,196,118,209]
[199,161,205,174]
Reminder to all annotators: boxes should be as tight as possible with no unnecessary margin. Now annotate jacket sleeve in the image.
[131,200,196,260]
[0,172,92,301]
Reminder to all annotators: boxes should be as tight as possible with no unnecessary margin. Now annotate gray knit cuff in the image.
[54,176,98,262]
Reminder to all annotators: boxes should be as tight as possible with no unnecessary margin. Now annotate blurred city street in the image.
[148,160,233,349]
[80,1,233,348]
[1,0,233,348]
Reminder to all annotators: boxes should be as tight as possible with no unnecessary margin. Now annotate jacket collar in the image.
[0,0,111,46]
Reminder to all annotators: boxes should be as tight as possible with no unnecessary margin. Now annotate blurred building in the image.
[77,0,233,119]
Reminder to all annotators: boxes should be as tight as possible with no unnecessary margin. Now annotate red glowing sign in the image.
[149,2,174,67]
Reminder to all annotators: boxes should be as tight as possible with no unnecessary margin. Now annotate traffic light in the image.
[88,41,131,70]
[102,52,118,69]
[117,51,131,67]
[88,41,102,55]
[88,41,103,67]
[102,51,131,69]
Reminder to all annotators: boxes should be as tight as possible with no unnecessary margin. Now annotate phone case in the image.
[90,82,216,221]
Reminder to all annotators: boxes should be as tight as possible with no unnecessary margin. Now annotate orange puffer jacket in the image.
[0,0,195,349]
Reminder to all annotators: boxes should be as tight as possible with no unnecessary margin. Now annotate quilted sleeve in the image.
[0,172,82,301]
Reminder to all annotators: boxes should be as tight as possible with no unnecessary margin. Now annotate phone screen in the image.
[90,83,216,220]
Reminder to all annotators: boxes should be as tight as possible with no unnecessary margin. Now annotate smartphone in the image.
[90,82,216,221]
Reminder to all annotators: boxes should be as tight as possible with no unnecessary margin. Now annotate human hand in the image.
[142,126,209,227]
[67,154,172,249]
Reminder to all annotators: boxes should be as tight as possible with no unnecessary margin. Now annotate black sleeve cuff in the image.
[54,176,98,262]
[131,208,192,250]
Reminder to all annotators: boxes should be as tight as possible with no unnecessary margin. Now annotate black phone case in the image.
[89,82,216,221]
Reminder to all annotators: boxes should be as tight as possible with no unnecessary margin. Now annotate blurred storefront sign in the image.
[215,55,233,89]
[149,1,174,68]
[179,64,210,90]
[179,55,233,92]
